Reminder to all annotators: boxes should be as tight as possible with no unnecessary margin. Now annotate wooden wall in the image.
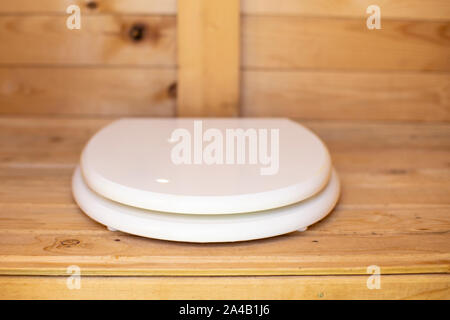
[241,0,450,121]
[0,0,449,121]
[0,0,177,117]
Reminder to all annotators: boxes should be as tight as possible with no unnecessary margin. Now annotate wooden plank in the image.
[2,0,449,22]
[0,0,177,14]
[242,0,450,21]
[0,118,448,276]
[0,15,176,66]
[1,155,449,205]
[242,70,450,121]
[242,16,450,71]
[0,118,110,167]
[1,203,449,236]
[177,0,240,116]
[2,68,448,120]
[1,162,449,211]
[1,119,448,162]
[0,231,448,276]
[1,275,449,299]
[0,67,176,116]
[0,120,448,206]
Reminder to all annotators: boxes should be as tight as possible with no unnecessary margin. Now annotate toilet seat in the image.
[73,118,340,243]
[80,118,332,214]
[72,167,340,243]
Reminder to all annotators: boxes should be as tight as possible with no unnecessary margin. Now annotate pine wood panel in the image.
[0,232,448,276]
[1,275,448,300]
[0,15,176,66]
[242,70,450,121]
[2,68,448,120]
[0,0,177,14]
[177,0,240,116]
[3,0,449,21]
[0,67,176,116]
[1,163,449,215]
[1,203,448,236]
[0,118,448,276]
[242,0,450,21]
[242,16,450,71]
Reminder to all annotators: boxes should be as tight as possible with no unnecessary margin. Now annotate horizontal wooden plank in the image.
[242,16,450,71]
[0,118,110,166]
[3,0,449,21]
[0,118,448,276]
[242,70,450,121]
[0,119,448,207]
[1,274,449,299]
[0,67,176,116]
[1,15,447,72]
[0,0,177,14]
[0,232,448,276]
[242,0,450,21]
[1,161,449,210]
[2,68,448,120]
[1,149,449,204]
[1,119,448,162]
[1,203,448,236]
[0,15,176,66]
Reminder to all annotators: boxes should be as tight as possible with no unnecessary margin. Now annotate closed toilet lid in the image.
[81,118,331,214]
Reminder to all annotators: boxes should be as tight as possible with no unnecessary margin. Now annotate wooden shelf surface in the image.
[0,117,448,298]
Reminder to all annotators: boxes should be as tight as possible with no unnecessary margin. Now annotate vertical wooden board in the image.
[177,0,240,117]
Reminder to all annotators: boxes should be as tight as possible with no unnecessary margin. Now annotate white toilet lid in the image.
[81,118,331,214]
[72,167,340,243]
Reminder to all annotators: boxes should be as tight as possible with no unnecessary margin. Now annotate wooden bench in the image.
[0,117,448,299]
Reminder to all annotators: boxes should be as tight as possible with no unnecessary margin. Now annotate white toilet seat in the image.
[72,167,340,243]
[80,118,332,215]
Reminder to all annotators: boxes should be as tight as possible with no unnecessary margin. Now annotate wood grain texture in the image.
[1,275,449,300]
[242,0,450,21]
[3,0,449,21]
[242,16,450,71]
[0,67,176,116]
[242,70,450,121]
[0,0,177,14]
[177,0,240,116]
[0,118,448,276]
[0,15,176,66]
